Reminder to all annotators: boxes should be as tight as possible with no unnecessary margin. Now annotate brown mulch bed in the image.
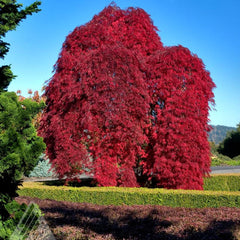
[16,196,240,240]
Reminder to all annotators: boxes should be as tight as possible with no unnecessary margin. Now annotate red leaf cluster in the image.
[39,4,215,189]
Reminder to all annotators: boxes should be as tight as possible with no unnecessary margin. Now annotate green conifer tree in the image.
[0,1,45,229]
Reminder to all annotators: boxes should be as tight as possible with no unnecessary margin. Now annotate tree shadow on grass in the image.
[42,204,179,239]
[40,203,240,240]
[183,220,239,240]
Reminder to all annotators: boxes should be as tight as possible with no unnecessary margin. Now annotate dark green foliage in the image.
[0,65,16,91]
[0,0,43,232]
[218,123,240,158]
[0,0,41,37]
[208,125,236,145]
[0,201,27,239]
[0,92,45,220]
[0,200,41,239]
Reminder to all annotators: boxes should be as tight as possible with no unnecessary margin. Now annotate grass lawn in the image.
[211,154,240,166]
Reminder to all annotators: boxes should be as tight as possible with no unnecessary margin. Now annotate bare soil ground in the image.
[16,196,240,240]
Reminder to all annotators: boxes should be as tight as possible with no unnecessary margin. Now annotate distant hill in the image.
[208,125,236,145]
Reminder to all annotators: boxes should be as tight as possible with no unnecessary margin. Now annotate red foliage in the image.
[39,4,215,189]
[145,46,215,189]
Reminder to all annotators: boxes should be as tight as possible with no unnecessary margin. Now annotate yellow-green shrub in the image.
[204,174,240,191]
[18,182,240,208]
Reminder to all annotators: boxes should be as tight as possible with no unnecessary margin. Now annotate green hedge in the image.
[204,174,240,191]
[18,182,240,208]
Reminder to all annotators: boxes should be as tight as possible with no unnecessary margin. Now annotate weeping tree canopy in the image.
[40,4,215,190]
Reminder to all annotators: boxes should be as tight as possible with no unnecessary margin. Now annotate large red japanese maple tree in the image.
[39,4,215,189]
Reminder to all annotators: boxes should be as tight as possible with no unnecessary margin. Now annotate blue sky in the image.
[3,0,240,127]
